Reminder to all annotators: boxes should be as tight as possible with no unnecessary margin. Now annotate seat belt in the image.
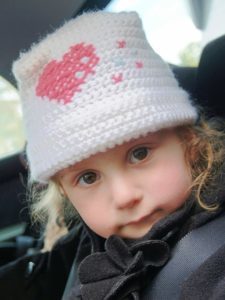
[61,257,80,300]
[143,213,225,300]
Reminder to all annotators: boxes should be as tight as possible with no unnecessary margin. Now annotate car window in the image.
[0,76,25,158]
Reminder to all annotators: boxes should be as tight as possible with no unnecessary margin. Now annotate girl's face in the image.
[58,129,191,239]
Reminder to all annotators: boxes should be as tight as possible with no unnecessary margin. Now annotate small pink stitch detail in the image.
[112,73,123,84]
[117,40,126,48]
[36,43,99,104]
[135,61,143,68]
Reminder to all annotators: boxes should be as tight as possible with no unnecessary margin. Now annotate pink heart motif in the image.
[36,43,99,104]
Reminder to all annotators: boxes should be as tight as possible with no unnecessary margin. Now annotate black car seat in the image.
[195,35,225,118]
[172,65,197,100]
[173,35,225,119]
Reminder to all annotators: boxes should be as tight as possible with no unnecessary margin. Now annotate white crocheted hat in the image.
[13,11,198,182]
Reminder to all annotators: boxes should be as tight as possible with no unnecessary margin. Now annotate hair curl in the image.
[177,117,225,210]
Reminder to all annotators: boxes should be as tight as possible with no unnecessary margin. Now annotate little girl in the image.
[0,10,225,300]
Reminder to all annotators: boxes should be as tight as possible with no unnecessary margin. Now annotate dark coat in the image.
[1,186,225,299]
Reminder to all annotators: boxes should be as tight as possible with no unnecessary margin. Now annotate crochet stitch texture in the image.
[13,11,198,182]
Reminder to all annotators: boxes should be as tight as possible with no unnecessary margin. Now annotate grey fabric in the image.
[143,213,225,300]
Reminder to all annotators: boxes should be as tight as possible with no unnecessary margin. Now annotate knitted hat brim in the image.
[29,89,197,182]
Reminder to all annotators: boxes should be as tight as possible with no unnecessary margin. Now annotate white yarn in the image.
[13,11,198,182]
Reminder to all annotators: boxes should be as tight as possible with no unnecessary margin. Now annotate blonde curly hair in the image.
[28,117,225,251]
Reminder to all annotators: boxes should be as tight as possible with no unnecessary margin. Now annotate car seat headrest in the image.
[196,35,225,118]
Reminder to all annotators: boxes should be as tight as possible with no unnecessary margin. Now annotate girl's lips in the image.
[127,213,152,226]
[127,209,163,227]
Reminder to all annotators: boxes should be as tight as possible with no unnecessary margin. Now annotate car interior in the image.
[0,0,224,266]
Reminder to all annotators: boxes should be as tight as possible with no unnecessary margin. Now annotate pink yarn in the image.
[36,43,99,104]
[112,73,123,84]
[117,40,126,48]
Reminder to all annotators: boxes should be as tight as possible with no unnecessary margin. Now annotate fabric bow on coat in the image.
[78,235,170,300]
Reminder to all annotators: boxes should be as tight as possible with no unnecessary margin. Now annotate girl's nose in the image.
[110,176,143,209]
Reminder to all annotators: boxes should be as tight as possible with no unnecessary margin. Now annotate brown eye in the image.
[78,171,98,185]
[129,147,150,163]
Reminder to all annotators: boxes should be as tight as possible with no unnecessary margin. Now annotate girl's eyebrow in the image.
[128,132,163,145]
[59,164,89,179]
